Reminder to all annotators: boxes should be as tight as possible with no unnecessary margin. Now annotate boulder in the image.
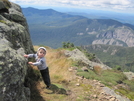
[0,1,34,101]
[65,48,111,70]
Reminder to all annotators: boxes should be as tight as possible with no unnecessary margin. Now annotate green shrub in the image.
[113,65,122,71]
[62,42,75,49]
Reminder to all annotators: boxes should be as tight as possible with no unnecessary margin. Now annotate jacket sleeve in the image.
[32,59,43,66]
[28,54,36,58]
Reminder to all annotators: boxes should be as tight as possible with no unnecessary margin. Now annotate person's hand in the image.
[28,62,33,65]
[24,55,28,58]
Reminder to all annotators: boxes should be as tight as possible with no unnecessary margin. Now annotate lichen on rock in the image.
[0,1,34,101]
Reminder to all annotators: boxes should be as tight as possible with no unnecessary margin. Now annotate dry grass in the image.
[47,49,73,83]
[31,46,109,101]
[34,46,74,82]
[32,46,75,101]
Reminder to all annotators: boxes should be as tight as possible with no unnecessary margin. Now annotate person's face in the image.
[38,49,46,58]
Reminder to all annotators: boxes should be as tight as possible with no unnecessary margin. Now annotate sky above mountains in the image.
[9,0,134,14]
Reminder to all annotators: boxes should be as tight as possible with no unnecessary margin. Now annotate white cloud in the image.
[9,0,134,13]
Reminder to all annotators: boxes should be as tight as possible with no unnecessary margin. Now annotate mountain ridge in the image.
[22,7,134,48]
[22,7,86,26]
[66,10,134,25]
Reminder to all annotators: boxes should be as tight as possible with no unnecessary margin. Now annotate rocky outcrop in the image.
[123,72,134,80]
[64,48,111,70]
[92,26,134,47]
[0,0,34,101]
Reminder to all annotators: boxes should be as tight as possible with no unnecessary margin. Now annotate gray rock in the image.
[92,26,134,47]
[0,1,34,101]
[123,72,134,80]
[103,87,131,101]
[0,1,6,10]
[65,48,111,70]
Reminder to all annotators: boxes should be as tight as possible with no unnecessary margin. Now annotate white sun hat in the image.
[37,47,47,52]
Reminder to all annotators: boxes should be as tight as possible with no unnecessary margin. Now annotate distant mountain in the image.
[66,12,134,25]
[22,7,86,26]
[22,7,134,48]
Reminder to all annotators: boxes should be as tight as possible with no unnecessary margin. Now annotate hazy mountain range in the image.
[66,11,134,25]
[22,7,134,49]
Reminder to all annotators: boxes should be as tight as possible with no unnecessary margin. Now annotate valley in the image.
[22,7,134,48]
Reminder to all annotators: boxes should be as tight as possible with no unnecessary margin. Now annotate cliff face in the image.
[92,26,134,47]
[0,0,34,101]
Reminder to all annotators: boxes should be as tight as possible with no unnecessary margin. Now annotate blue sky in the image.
[9,0,134,14]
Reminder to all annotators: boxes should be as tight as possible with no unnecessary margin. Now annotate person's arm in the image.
[24,54,36,58]
[24,54,37,65]
[29,59,43,66]
[24,54,28,58]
